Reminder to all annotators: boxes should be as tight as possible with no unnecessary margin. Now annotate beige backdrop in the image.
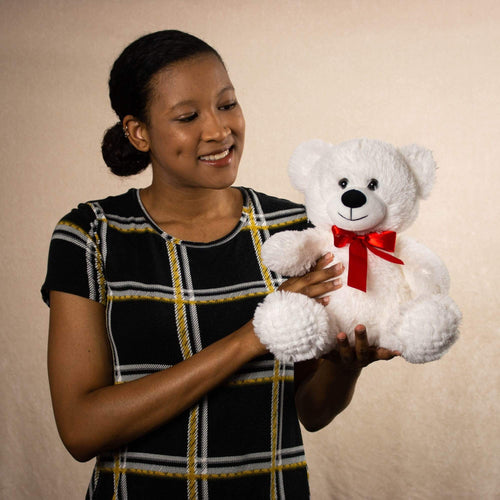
[1,1,499,498]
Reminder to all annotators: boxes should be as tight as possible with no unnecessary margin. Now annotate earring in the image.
[123,126,130,138]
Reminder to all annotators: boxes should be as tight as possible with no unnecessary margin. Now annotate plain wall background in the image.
[1,1,499,498]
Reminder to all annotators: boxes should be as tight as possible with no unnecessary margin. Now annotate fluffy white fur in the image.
[253,291,335,363]
[253,138,461,363]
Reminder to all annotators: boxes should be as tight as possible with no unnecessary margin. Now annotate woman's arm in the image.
[47,261,343,462]
[48,291,265,462]
[294,326,400,432]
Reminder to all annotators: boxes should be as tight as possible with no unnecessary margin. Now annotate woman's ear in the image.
[123,115,150,152]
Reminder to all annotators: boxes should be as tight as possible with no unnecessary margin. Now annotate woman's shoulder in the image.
[56,188,140,230]
[240,187,310,231]
[242,187,306,213]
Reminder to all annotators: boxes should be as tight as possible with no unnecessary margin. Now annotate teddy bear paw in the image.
[397,295,461,363]
[253,291,334,363]
[261,232,318,276]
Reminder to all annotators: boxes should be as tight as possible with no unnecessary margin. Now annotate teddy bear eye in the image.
[338,178,349,189]
[367,179,379,191]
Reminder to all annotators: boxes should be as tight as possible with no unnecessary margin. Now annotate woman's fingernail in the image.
[334,263,344,273]
[333,278,342,287]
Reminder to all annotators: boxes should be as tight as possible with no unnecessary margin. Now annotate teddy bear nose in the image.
[341,189,367,208]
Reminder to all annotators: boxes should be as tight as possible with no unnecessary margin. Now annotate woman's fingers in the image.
[312,252,334,271]
[337,332,354,364]
[316,296,330,306]
[280,259,344,298]
[354,325,370,365]
[326,326,401,368]
[310,254,342,303]
[298,273,342,298]
[374,347,402,361]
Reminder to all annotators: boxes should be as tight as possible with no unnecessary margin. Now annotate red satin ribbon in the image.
[332,225,404,292]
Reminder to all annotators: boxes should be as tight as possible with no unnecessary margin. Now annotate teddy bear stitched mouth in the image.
[338,211,368,222]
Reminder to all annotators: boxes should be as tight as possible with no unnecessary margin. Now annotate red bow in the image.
[332,225,404,292]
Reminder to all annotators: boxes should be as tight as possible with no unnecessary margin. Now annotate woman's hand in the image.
[324,325,401,372]
[278,252,343,303]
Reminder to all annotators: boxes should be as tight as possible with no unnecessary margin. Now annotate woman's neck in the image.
[140,183,243,242]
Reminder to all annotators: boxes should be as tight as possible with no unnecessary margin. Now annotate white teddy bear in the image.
[253,138,461,364]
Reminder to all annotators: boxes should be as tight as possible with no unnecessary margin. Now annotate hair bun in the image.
[101,122,150,176]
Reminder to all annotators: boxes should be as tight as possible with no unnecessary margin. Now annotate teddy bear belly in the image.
[326,249,412,345]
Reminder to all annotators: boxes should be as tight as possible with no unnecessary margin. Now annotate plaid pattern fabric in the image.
[42,187,311,499]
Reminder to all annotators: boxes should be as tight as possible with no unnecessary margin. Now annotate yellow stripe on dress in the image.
[166,239,198,499]
[243,203,282,499]
[112,454,120,500]
[93,231,107,304]
[107,291,269,306]
[58,220,106,305]
[270,360,281,500]
[108,223,157,234]
[242,206,274,292]
[241,216,308,232]
[97,461,308,481]
[166,239,192,360]
[228,375,293,386]
[187,406,199,500]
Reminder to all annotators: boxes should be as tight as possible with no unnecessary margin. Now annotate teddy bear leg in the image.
[396,295,461,363]
[253,291,335,363]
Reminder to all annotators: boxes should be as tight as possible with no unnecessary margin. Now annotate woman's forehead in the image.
[151,54,233,107]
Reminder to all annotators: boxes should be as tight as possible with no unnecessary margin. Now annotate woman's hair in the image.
[101,30,223,176]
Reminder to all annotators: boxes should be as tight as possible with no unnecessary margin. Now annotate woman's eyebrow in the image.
[169,85,236,112]
[169,99,197,112]
[217,85,235,96]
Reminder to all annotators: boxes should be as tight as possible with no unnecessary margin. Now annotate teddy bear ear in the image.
[398,144,436,199]
[288,139,332,192]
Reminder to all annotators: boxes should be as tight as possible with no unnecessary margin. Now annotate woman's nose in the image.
[201,112,230,142]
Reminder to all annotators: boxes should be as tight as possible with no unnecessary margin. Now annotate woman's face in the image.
[142,54,245,191]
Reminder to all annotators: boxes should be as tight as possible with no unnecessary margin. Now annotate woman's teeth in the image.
[200,149,230,161]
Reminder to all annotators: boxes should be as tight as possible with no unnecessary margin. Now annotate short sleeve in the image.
[41,203,107,306]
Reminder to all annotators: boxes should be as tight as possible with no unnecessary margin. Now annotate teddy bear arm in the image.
[262,227,328,276]
[397,237,450,296]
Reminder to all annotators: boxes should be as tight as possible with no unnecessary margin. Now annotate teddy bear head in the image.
[288,138,436,234]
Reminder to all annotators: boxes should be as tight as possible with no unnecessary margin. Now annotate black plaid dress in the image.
[42,187,311,499]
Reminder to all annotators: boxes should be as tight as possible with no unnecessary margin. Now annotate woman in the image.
[42,30,398,499]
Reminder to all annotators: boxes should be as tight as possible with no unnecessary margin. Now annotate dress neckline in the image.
[134,187,250,248]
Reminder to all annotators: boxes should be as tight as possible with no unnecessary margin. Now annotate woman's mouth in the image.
[198,146,234,166]
[199,149,230,161]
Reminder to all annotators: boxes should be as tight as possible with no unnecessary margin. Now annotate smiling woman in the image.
[41,29,397,500]
[125,53,246,242]
[128,55,245,197]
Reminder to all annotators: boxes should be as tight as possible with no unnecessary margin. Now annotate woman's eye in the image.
[219,101,237,111]
[338,178,349,189]
[178,113,198,123]
[367,179,379,191]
